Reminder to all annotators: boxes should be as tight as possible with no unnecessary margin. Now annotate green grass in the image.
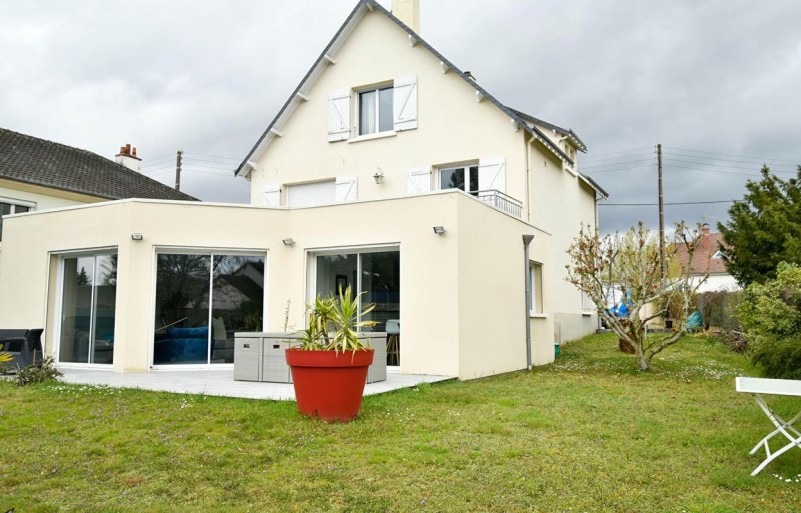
[1,334,800,512]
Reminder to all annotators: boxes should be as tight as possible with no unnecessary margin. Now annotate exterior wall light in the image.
[433,226,446,235]
[282,237,295,246]
[373,168,384,184]
[131,233,143,241]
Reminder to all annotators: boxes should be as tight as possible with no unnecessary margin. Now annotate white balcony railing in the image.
[475,190,523,219]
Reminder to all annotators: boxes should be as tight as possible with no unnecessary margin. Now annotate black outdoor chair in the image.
[0,329,44,369]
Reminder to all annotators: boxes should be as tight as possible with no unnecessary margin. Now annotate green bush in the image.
[738,262,801,378]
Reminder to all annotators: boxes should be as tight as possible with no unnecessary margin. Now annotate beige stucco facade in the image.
[244,8,600,349]
[0,194,550,379]
[0,2,603,380]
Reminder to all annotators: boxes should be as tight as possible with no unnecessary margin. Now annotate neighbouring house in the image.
[674,224,740,292]
[0,127,196,243]
[0,0,606,380]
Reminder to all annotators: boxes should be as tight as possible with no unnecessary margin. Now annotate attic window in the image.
[358,86,394,135]
[712,250,725,259]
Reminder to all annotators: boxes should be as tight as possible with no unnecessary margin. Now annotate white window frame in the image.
[52,247,119,369]
[150,246,269,370]
[529,261,544,315]
[437,163,480,194]
[357,84,394,137]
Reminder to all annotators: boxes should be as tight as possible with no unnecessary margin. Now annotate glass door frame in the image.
[307,243,401,367]
[150,246,269,370]
[53,246,118,368]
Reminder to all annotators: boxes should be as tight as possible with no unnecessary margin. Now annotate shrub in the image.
[15,356,62,386]
[738,262,801,378]
[697,291,742,330]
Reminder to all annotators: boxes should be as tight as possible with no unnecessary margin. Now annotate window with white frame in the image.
[358,86,394,136]
[529,262,543,314]
[0,201,33,241]
[438,165,479,195]
[327,76,417,142]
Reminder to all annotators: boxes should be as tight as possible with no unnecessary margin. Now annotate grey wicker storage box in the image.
[234,332,387,384]
[233,337,262,381]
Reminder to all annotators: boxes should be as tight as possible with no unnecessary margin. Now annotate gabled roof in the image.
[235,0,592,182]
[0,127,197,202]
[673,231,729,275]
[510,108,587,153]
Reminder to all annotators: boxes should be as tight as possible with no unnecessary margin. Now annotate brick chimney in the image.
[115,143,141,172]
[392,0,420,33]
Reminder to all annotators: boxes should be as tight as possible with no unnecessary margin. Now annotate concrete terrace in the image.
[59,368,454,401]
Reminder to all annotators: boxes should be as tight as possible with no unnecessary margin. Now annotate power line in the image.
[664,156,796,172]
[599,200,736,207]
[581,158,656,170]
[664,146,801,165]
[582,146,654,158]
[582,152,655,163]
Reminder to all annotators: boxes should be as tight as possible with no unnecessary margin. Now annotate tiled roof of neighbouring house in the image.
[0,127,197,201]
[674,229,729,275]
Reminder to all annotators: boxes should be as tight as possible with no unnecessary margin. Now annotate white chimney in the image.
[392,0,420,33]
[115,143,142,172]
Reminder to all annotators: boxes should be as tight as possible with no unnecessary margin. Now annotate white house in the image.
[0,0,606,380]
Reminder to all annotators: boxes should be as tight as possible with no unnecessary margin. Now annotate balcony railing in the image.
[475,189,523,219]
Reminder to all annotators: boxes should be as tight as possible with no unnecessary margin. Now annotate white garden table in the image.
[735,376,801,476]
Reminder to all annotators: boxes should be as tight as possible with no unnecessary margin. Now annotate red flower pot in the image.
[285,348,374,423]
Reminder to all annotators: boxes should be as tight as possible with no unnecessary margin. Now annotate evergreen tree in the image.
[718,165,801,286]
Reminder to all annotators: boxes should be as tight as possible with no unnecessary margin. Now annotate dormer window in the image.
[713,250,725,259]
[358,86,394,136]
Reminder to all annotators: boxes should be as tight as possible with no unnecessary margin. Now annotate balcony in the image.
[475,190,523,219]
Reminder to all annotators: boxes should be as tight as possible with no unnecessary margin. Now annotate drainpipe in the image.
[523,234,535,370]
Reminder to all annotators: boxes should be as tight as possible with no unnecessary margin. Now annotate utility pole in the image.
[175,150,183,191]
[658,143,666,285]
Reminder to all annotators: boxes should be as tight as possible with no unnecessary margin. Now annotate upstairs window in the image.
[358,86,394,136]
[0,201,32,241]
[439,165,479,195]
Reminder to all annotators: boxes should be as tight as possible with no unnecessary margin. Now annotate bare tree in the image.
[566,221,707,371]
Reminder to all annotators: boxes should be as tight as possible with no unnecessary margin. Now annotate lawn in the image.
[1,334,800,512]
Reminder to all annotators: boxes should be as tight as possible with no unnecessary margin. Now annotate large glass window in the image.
[314,249,400,364]
[153,252,264,366]
[358,86,394,135]
[0,201,32,241]
[439,166,479,195]
[59,253,117,364]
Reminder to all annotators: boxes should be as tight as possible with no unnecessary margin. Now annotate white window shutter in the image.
[393,76,418,131]
[405,166,431,193]
[478,156,506,193]
[261,183,281,207]
[335,176,357,202]
[328,90,350,141]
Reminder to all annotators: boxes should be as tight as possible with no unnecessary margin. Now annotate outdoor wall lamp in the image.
[282,237,295,246]
[373,168,384,184]
[433,226,446,235]
[131,233,143,241]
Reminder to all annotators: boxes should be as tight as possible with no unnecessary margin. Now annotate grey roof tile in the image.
[0,127,197,201]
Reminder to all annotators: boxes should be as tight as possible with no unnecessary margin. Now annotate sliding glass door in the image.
[314,248,400,364]
[59,253,117,365]
[153,252,265,366]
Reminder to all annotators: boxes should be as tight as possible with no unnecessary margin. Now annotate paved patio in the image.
[59,367,454,401]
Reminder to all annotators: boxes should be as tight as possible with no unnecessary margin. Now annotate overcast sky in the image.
[2,0,800,233]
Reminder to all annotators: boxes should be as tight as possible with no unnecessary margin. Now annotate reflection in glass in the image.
[378,87,394,133]
[316,254,358,298]
[153,253,265,365]
[210,255,265,363]
[439,166,479,195]
[361,252,400,331]
[59,254,116,364]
